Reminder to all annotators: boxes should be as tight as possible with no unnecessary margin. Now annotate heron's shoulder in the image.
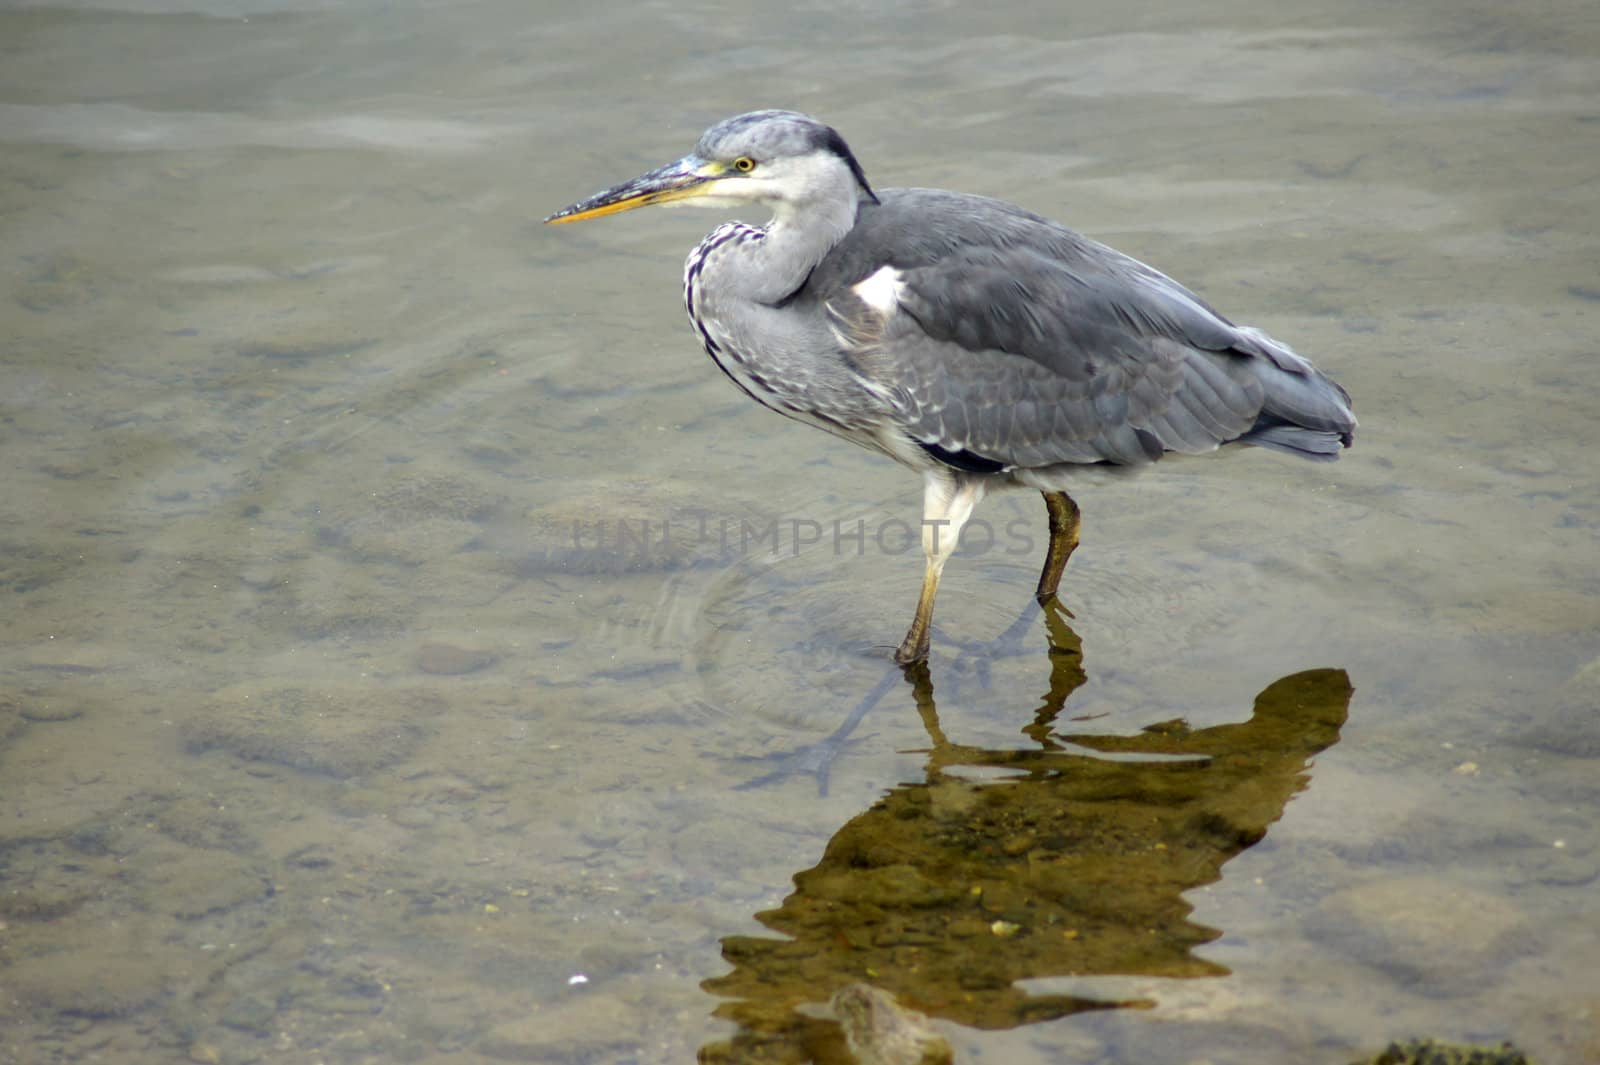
[873,186,1057,221]
[866,187,1092,249]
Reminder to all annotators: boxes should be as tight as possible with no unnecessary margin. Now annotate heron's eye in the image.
[733,156,756,173]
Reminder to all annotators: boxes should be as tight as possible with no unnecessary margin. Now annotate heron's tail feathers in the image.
[1231,326,1356,460]
[1238,420,1347,461]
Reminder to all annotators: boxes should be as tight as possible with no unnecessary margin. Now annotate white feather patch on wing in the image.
[851,265,905,317]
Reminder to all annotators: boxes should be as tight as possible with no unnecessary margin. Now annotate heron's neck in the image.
[738,193,859,304]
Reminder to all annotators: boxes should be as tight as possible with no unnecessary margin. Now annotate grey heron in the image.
[546,110,1356,665]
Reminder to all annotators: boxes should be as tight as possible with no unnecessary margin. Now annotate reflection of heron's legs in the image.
[1024,598,1088,745]
[736,596,1086,790]
[900,658,953,759]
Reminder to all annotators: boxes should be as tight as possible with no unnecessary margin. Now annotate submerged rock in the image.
[1352,1037,1538,1065]
[182,683,442,778]
[415,641,497,676]
[6,924,167,1019]
[1309,875,1530,997]
[831,983,953,1065]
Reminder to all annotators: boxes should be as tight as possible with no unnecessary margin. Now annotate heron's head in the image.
[545,110,878,226]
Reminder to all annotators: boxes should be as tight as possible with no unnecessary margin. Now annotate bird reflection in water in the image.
[699,610,1352,1063]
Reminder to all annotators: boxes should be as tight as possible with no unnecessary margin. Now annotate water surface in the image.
[2,1,1597,1062]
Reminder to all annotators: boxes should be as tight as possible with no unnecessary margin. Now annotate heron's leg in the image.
[1035,490,1081,602]
[895,475,985,664]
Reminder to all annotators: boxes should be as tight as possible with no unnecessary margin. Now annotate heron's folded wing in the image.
[829,241,1265,468]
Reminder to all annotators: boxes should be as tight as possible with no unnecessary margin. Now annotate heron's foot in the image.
[893,631,930,666]
[1033,589,1076,619]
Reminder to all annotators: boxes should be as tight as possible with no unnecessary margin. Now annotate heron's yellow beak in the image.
[545,156,728,224]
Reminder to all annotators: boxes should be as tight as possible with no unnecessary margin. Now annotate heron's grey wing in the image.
[820,205,1266,466]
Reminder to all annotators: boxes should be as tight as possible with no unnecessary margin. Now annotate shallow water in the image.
[2,1,1597,1062]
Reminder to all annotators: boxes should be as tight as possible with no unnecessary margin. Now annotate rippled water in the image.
[2,1,1597,1062]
